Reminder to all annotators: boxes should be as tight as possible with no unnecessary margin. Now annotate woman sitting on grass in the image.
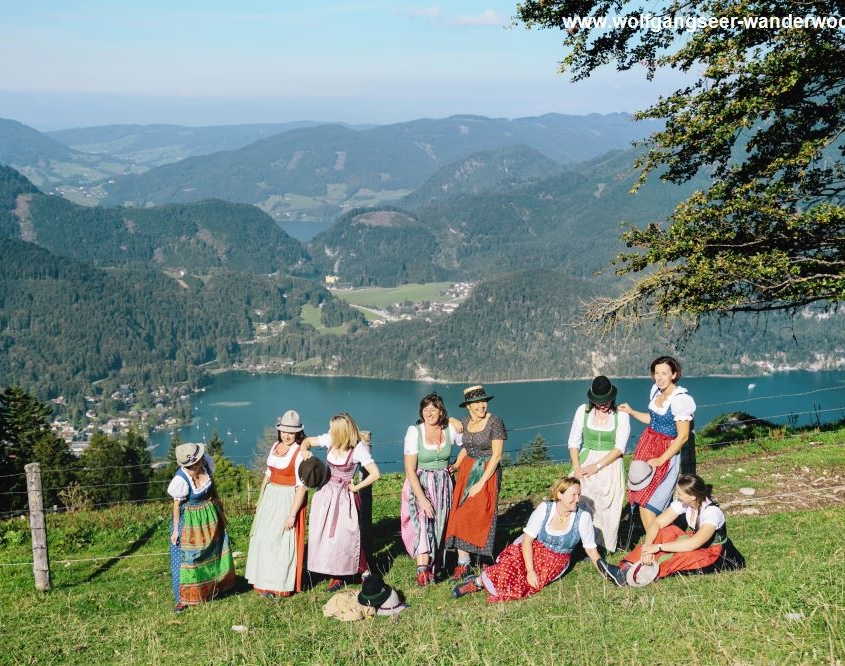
[599,473,745,586]
[451,476,605,602]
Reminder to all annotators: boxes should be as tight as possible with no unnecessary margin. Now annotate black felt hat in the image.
[357,573,392,607]
[587,376,617,404]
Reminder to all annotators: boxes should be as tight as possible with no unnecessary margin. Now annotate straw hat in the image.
[175,443,205,468]
[459,385,494,407]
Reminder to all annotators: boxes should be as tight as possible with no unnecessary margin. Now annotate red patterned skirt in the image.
[627,428,673,508]
[483,538,570,603]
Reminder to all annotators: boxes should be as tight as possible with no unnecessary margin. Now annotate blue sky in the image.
[0,1,684,130]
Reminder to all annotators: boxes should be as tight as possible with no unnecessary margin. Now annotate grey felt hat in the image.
[627,459,655,491]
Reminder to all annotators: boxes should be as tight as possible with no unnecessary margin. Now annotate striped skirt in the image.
[307,479,363,576]
[400,467,454,568]
[170,497,236,605]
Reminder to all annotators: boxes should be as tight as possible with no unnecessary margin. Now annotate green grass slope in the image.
[1,428,842,665]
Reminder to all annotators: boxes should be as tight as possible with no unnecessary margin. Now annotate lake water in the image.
[276,220,332,241]
[150,371,845,473]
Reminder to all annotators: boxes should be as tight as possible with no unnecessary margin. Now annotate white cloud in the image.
[452,9,507,27]
[405,5,442,19]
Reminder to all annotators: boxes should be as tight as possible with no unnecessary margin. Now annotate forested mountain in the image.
[46,121,333,167]
[0,117,134,193]
[307,147,703,286]
[0,237,361,419]
[0,165,312,275]
[405,148,703,281]
[306,208,445,286]
[2,122,843,422]
[97,113,660,220]
[280,270,845,381]
[398,144,566,210]
[0,117,77,165]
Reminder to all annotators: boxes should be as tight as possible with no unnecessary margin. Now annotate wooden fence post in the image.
[25,462,51,591]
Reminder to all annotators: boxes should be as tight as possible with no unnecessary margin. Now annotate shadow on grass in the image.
[84,523,159,583]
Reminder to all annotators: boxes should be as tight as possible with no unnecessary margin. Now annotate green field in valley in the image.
[333,282,459,309]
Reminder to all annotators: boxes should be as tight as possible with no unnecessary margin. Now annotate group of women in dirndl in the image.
[167,357,745,612]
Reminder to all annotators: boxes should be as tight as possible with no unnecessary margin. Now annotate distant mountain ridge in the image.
[305,147,702,286]
[46,121,352,166]
[95,113,661,220]
[0,117,78,165]
[1,112,661,221]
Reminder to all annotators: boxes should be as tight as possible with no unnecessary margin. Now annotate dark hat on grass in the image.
[358,573,392,608]
[460,385,494,408]
[587,376,617,404]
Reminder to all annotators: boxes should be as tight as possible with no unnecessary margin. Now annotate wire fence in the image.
[1,385,844,573]
[3,477,844,571]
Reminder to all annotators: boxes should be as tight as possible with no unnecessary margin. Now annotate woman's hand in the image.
[641,543,660,555]
[526,570,539,589]
[646,457,663,468]
[170,528,179,546]
[284,515,296,530]
[417,496,435,518]
[640,547,657,565]
[618,403,632,414]
[300,449,313,460]
[348,482,358,494]
[580,463,601,478]
[468,481,484,497]
[448,416,464,433]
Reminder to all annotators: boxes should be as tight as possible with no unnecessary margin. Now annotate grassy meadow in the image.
[1,428,843,665]
[333,282,457,309]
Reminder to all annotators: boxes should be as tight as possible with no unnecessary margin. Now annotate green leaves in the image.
[517,0,845,329]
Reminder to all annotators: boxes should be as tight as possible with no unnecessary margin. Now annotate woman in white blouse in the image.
[245,409,309,597]
[599,474,745,586]
[400,393,463,586]
[301,412,381,591]
[452,476,605,602]
[167,443,235,612]
[619,356,696,532]
[568,375,631,552]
